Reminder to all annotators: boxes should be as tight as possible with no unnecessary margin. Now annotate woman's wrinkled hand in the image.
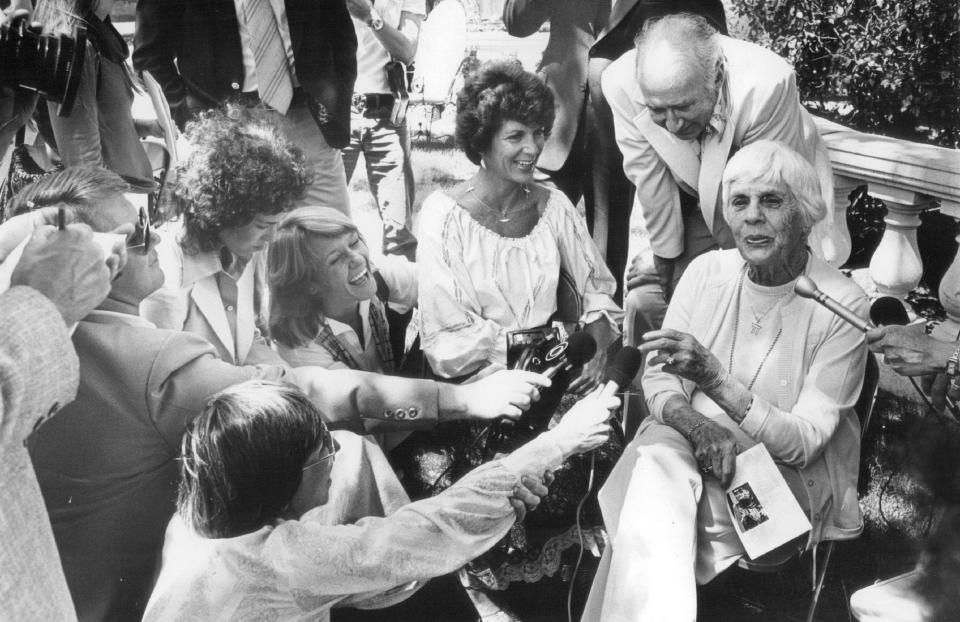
[690,419,739,487]
[640,329,726,388]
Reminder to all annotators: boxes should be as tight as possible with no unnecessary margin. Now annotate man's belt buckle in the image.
[352,93,367,115]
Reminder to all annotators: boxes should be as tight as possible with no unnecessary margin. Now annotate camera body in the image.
[0,16,86,116]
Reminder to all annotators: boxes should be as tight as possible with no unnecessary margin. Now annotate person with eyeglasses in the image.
[0,167,126,622]
[142,379,616,622]
[21,166,554,622]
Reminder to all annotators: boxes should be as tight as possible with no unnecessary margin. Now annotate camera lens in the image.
[0,20,85,117]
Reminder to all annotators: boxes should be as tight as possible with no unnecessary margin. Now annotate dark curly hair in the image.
[454,60,555,165]
[172,106,312,253]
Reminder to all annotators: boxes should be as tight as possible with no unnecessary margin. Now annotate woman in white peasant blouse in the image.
[416,60,622,390]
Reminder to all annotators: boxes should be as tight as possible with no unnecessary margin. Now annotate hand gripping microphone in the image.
[794,276,871,332]
[600,346,645,398]
[541,332,598,379]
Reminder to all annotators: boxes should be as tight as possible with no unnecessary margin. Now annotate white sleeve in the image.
[376,254,418,312]
[550,192,623,330]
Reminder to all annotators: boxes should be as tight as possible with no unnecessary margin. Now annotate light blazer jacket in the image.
[140,223,278,366]
[602,36,833,259]
[28,310,448,621]
[503,0,601,170]
[0,287,78,622]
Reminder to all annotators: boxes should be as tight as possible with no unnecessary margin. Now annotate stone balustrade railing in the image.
[813,117,960,340]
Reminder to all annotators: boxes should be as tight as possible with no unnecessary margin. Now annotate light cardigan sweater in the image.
[642,249,868,545]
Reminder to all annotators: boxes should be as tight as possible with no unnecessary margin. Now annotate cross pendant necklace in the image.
[748,295,787,335]
[730,269,783,390]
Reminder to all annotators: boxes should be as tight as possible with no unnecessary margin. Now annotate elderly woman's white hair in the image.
[721,140,827,234]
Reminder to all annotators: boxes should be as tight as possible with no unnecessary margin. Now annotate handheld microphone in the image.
[794,276,871,332]
[600,346,645,398]
[870,296,910,327]
[541,332,597,379]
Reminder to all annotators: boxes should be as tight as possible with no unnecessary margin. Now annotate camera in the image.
[0,14,86,116]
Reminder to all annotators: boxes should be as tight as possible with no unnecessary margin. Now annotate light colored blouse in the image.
[641,249,868,544]
[141,432,566,622]
[417,188,622,378]
[277,255,418,372]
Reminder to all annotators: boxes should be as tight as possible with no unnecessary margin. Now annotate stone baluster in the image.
[819,174,856,267]
[932,202,960,342]
[867,184,930,298]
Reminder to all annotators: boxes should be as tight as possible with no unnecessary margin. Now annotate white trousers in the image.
[582,419,746,622]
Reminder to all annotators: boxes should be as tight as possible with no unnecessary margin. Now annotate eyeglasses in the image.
[302,437,340,472]
[126,207,152,255]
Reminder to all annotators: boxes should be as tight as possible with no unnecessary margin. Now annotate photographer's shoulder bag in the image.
[0,126,62,222]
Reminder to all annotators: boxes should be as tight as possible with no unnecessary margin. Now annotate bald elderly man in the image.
[602,13,831,340]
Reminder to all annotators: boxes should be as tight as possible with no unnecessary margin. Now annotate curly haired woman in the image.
[141,106,312,365]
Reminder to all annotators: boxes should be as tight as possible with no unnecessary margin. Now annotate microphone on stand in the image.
[794,276,871,332]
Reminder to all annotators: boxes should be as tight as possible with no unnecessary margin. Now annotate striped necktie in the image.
[239,0,294,114]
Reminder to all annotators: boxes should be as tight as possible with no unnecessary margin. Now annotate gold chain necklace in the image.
[467,184,530,223]
[729,268,783,390]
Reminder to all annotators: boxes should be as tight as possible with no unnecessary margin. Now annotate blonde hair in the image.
[267,207,362,348]
[33,0,96,36]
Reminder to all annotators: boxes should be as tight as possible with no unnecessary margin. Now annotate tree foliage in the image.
[731,0,960,147]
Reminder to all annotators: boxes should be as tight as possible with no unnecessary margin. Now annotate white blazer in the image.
[140,222,271,365]
[601,35,834,260]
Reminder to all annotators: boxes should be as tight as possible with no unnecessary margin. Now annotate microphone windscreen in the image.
[870,296,910,326]
[794,276,819,299]
[564,332,598,367]
[604,346,644,389]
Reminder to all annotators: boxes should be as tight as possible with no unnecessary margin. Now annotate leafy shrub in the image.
[730,0,960,148]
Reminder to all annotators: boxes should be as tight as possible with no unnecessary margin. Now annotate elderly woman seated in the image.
[583,141,869,622]
[141,380,617,621]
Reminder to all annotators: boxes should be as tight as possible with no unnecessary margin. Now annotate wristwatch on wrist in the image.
[946,342,960,377]
[368,7,384,31]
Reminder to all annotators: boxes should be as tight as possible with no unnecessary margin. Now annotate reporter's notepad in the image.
[725,444,811,559]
